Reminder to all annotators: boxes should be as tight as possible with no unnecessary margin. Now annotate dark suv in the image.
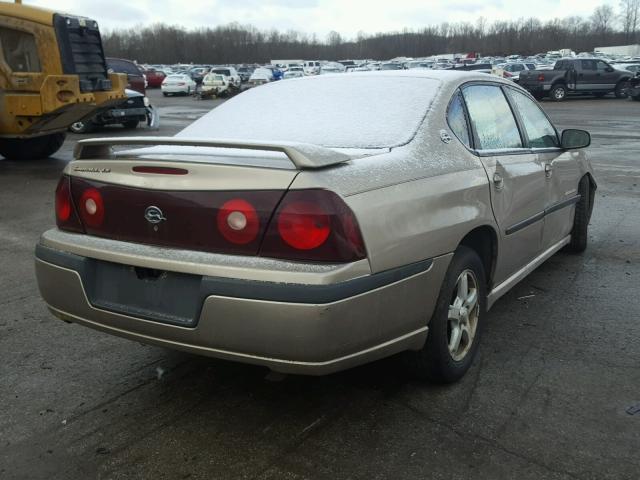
[106,58,146,94]
[519,58,632,101]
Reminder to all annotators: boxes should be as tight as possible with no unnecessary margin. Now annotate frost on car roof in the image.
[178,75,441,149]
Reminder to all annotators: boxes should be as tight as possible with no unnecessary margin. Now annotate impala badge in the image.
[144,206,166,224]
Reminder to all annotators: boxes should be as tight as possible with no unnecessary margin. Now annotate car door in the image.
[461,84,546,283]
[505,87,581,249]
[578,59,598,91]
[596,60,618,90]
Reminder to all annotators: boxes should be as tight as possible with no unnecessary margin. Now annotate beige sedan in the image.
[36,71,595,382]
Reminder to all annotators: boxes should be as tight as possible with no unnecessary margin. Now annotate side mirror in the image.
[561,129,591,149]
[605,66,614,72]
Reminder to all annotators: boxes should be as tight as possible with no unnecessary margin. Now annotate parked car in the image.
[380,62,404,70]
[615,63,640,74]
[161,74,196,96]
[201,73,230,96]
[627,72,640,101]
[106,57,145,94]
[210,67,242,88]
[68,89,158,133]
[303,60,321,75]
[248,67,273,86]
[37,71,595,383]
[495,62,538,83]
[144,69,166,88]
[237,66,254,82]
[284,66,305,78]
[407,61,435,70]
[188,67,208,85]
[519,58,632,101]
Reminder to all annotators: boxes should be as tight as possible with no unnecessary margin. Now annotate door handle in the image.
[545,163,553,178]
[493,172,504,189]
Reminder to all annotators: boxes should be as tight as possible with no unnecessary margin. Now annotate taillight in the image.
[260,190,366,263]
[79,188,105,228]
[503,71,513,78]
[277,201,330,250]
[55,176,83,233]
[217,199,259,245]
[538,74,545,82]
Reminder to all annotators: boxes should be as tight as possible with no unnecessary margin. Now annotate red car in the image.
[144,69,166,88]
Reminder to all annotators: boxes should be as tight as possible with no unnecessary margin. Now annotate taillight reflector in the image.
[216,199,259,245]
[538,74,545,82]
[79,188,105,228]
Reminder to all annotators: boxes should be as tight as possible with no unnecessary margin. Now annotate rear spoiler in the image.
[73,136,351,170]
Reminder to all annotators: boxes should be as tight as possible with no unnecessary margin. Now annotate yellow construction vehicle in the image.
[0,0,126,160]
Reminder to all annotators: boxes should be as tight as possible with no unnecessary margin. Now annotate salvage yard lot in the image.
[1,91,639,480]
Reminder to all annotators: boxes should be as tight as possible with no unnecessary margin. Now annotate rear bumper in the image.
[35,236,451,375]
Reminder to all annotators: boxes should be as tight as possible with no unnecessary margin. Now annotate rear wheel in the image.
[566,175,592,253]
[615,81,629,99]
[0,133,66,160]
[404,246,486,383]
[550,84,567,101]
[163,92,169,97]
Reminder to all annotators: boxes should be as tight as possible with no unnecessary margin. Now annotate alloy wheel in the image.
[447,269,480,362]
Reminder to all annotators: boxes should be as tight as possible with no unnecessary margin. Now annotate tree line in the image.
[102,3,640,64]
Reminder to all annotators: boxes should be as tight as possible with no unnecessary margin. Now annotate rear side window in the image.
[507,89,559,148]
[108,59,142,76]
[447,92,471,148]
[462,85,522,150]
[0,27,41,72]
[581,60,597,71]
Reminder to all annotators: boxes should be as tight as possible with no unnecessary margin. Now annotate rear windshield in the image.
[179,75,439,148]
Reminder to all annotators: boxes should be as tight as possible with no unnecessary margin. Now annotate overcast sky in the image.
[31,0,614,38]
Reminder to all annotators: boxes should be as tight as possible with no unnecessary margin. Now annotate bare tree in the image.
[102,6,630,64]
[620,0,640,42]
[592,4,616,42]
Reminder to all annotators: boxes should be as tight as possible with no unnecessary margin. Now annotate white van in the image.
[303,60,321,75]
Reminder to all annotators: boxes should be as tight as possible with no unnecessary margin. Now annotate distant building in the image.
[595,44,640,56]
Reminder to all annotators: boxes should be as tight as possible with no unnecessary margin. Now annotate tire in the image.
[566,175,592,253]
[594,92,607,98]
[403,246,487,383]
[550,84,567,102]
[0,133,66,160]
[615,80,629,99]
[631,95,640,102]
[162,92,168,97]
[121,120,139,130]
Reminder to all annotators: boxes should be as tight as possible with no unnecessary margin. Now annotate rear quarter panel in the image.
[292,78,498,273]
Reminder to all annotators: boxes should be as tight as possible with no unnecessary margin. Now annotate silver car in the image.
[36,71,595,382]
